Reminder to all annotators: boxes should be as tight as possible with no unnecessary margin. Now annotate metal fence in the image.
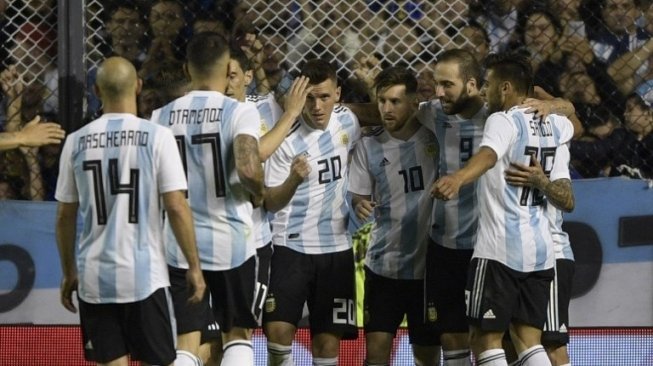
[0,0,651,201]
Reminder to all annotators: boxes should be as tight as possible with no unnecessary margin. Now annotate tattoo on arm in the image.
[543,178,574,212]
[234,135,264,195]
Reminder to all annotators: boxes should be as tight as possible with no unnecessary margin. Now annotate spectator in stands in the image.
[474,0,520,53]
[421,0,474,53]
[141,0,187,82]
[232,19,272,96]
[590,0,652,96]
[571,85,653,179]
[193,15,227,37]
[447,20,491,63]
[548,0,586,37]
[255,29,294,100]
[378,19,423,65]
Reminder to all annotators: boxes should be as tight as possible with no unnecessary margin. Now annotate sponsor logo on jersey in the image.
[379,157,390,167]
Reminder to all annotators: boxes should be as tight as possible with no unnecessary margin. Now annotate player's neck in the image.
[389,117,420,141]
[503,95,526,111]
[102,100,137,116]
[459,96,484,119]
[190,78,228,94]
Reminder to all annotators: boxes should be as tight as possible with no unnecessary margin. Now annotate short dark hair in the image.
[300,59,337,85]
[484,52,533,95]
[229,47,251,72]
[436,49,482,87]
[374,66,417,96]
[186,32,230,75]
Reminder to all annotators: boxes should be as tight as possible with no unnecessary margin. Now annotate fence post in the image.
[57,0,86,132]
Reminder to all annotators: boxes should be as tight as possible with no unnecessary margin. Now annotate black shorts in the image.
[364,267,439,346]
[263,246,358,340]
[253,242,273,323]
[204,255,258,332]
[168,265,220,343]
[466,258,554,332]
[425,241,473,333]
[78,287,175,365]
[542,259,575,346]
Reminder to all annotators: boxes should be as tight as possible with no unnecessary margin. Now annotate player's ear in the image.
[466,77,479,96]
[135,78,143,96]
[183,63,191,81]
[93,84,101,100]
[244,70,254,87]
[335,86,341,102]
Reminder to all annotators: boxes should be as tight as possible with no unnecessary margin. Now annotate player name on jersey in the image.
[529,119,554,137]
[77,130,149,151]
[167,107,223,125]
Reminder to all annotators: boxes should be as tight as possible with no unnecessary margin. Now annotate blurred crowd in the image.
[1,0,652,201]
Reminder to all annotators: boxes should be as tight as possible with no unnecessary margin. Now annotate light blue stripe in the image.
[398,141,419,278]
[316,131,337,253]
[369,141,391,270]
[287,136,310,249]
[531,204,548,269]
[134,120,155,297]
[505,114,528,269]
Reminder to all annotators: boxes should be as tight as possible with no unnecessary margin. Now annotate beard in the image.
[442,86,473,116]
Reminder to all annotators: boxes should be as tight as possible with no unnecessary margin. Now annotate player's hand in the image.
[430,175,463,201]
[284,76,312,120]
[185,267,206,304]
[289,154,311,185]
[354,199,376,221]
[19,116,66,147]
[60,275,79,313]
[505,154,548,189]
[519,97,554,120]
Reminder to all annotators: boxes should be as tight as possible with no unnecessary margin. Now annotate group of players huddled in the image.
[55,31,581,366]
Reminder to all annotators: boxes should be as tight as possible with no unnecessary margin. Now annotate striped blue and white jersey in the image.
[349,126,439,279]
[265,105,361,254]
[417,100,487,250]
[247,93,283,248]
[151,90,260,271]
[55,113,187,304]
[547,144,574,261]
[474,107,574,272]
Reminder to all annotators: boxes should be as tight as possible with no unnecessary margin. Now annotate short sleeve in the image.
[234,103,261,140]
[549,143,571,182]
[265,143,293,187]
[416,101,436,133]
[348,138,373,196]
[156,128,188,194]
[479,113,516,160]
[54,135,79,203]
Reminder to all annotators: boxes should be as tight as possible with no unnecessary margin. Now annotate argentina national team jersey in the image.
[247,93,283,248]
[474,107,574,272]
[55,113,187,303]
[417,100,487,250]
[349,127,439,279]
[151,90,260,271]
[547,144,574,261]
[266,105,361,254]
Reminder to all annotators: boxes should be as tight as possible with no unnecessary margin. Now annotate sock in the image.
[175,350,203,366]
[476,349,508,366]
[364,361,389,366]
[268,342,294,366]
[443,349,472,366]
[220,340,253,366]
[313,357,338,366]
[517,345,551,366]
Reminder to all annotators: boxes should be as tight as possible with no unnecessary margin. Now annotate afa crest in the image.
[425,143,438,158]
[340,132,349,146]
[260,120,270,135]
[427,303,438,322]
[265,295,276,313]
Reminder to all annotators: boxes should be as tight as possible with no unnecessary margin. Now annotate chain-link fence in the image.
[1,0,652,202]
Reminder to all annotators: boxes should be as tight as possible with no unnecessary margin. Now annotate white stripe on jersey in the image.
[55,113,187,303]
[246,93,283,248]
[151,90,260,270]
[349,127,439,279]
[265,105,361,254]
[547,144,574,261]
[417,100,487,250]
[474,106,574,272]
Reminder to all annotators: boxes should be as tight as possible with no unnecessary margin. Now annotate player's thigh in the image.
[426,242,473,334]
[168,265,212,335]
[465,258,520,332]
[542,259,574,347]
[263,246,312,327]
[404,277,440,348]
[204,256,259,332]
[308,248,357,340]
[78,300,128,364]
[253,242,273,323]
[363,267,409,336]
[513,267,555,331]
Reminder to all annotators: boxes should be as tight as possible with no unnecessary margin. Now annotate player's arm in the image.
[259,76,311,161]
[264,154,311,212]
[522,86,584,138]
[350,193,375,222]
[0,116,65,151]
[162,190,206,303]
[431,146,497,200]
[505,152,575,212]
[235,134,265,206]
[55,201,79,313]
